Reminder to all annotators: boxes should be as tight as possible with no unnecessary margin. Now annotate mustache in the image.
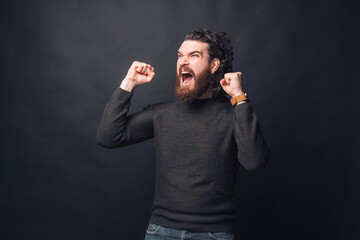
[178,66,195,76]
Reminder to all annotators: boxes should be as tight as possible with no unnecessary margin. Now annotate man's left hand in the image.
[220,72,244,97]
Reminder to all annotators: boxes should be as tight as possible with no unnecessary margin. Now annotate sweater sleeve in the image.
[233,103,270,170]
[96,87,154,148]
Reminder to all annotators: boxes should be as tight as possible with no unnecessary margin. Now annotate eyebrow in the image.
[177,50,203,56]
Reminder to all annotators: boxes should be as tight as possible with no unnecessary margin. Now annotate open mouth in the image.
[181,71,194,86]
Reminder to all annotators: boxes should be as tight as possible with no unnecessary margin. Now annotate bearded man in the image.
[97,28,270,240]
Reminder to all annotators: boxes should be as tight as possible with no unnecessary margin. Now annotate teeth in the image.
[181,71,192,85]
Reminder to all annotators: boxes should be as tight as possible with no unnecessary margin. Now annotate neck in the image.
[198,86,213,99]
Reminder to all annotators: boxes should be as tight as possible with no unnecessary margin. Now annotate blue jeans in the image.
[144,223,235,240]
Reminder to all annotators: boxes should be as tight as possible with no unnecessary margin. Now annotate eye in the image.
[191,54,199,58]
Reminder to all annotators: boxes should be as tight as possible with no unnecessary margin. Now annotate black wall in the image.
[1,1,359,239]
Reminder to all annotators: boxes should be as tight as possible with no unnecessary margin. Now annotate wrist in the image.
[120,77,137,92]
[230,92,247,106]
[230,90,244,98]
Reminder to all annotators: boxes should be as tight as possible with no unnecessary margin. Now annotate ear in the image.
[211,58,220,74]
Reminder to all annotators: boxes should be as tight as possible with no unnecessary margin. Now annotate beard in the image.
[175,66,212,102]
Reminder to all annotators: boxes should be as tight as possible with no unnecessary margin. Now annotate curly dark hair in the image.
[185,28,234,100]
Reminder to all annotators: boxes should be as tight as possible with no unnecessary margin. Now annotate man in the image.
[97,28,270,240]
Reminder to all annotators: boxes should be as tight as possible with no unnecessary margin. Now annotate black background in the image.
[1,0,359,239]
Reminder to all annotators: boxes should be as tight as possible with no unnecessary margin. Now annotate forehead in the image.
[178,40,209,54]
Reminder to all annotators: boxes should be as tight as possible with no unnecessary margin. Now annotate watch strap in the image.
[230,93,247,106]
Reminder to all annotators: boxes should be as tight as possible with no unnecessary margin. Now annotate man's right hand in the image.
[120,61,155,92]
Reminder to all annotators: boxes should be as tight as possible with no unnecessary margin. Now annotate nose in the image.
[178,56,189,67]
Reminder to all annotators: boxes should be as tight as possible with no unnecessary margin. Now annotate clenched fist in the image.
[220,72,244,98]
[120,61,155,92]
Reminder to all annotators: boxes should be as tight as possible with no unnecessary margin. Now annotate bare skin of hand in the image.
[220,72,244,98]
[120,61,155,92]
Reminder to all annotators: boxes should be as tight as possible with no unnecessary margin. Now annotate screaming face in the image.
[175,40,215,102]
[175,66,212,102]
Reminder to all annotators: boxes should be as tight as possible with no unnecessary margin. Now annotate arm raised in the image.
[96,61,156,148]
[220,71,270,170]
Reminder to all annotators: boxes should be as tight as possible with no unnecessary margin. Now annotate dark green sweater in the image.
[97,87,270,233]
